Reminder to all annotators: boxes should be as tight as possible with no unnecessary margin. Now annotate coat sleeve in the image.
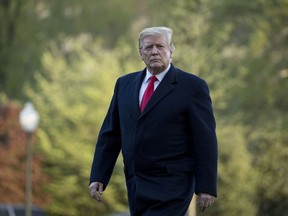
[189,78,218,197]
[89,79,122,188]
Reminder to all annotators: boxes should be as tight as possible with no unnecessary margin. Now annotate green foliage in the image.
[0,0,43,97]
[0,0,139,99]
[211,125,257,216]
[249,124,288,215]
[25,38,130,215]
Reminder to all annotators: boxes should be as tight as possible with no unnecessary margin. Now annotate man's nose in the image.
[151,46,159,54]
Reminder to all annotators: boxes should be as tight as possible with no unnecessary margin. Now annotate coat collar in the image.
[128,64,178,119]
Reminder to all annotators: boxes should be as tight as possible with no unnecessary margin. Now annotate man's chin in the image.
[149,65,165,74]
[149,62,163,68]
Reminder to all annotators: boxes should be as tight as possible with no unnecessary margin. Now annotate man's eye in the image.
[144,47,152,51]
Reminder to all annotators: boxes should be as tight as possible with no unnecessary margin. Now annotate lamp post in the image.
[19,102,39,216]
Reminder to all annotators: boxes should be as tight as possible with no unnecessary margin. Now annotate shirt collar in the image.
[144,64,171,83]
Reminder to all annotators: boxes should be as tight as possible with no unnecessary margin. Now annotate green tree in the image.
[0,0,43,98]
[208,1,288,215]
[0,0,139,99]
[212,125,257,216]
[25,38,132,215]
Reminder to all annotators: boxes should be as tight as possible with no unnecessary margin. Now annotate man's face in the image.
[140,35,172,74]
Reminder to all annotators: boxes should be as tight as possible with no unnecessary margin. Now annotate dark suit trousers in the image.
[126,172,195,216]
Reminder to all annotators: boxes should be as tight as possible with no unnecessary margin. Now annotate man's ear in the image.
[139,50,144,61]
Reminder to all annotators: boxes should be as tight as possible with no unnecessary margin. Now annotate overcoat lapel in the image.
[128,69,146,119]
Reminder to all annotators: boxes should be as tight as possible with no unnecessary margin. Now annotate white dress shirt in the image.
[139,64,171,105]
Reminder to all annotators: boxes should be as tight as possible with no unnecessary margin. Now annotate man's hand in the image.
[89,182,104,202]
[197,193,215,213]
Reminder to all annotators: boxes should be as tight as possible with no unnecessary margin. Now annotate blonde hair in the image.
[138,26,175,52]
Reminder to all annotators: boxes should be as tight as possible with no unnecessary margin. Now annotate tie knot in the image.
[150,75,157,82]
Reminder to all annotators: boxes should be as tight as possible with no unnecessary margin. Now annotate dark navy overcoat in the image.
[90,64,218,216]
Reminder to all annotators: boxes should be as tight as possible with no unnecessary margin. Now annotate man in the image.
[89,26,218,216]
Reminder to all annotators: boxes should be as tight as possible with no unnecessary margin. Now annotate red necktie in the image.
[140,76,157,112]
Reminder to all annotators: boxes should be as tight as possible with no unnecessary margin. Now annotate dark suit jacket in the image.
[90,64,218,215]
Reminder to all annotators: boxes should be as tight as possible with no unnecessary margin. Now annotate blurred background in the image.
[0,0,287,215]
